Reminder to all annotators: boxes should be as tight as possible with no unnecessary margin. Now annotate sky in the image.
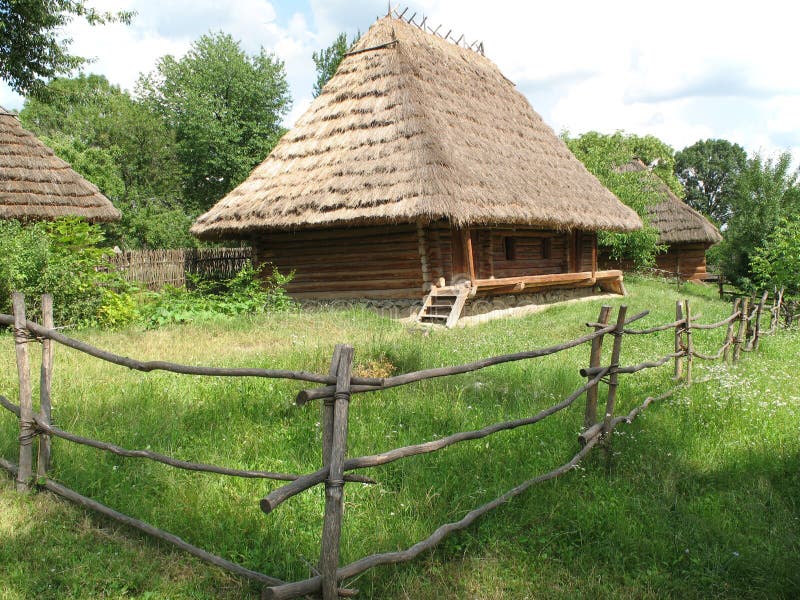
[3,0,799,161]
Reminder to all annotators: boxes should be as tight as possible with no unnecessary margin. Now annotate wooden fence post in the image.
[683,300,693,385]
[751,291,768,351]
[674,300,684,380]
[733,297,749,363]
[584,305,611,430]
[38,294,54,477]
[12,293,34,492]
[320,345,354,600]
[723,298,741,362]
[322,345,344,468]
[775,287,784,330]
[602,305,627,442]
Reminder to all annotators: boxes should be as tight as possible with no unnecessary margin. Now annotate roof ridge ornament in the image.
[389,4,485,56]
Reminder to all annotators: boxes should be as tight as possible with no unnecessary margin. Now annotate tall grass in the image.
[0,277,798,599]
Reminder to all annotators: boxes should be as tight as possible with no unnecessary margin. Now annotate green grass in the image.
[0,276,798,599]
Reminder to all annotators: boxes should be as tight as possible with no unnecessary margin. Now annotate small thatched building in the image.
[192,15,641,324]
[0,106,120,222]
[602,159,722,281]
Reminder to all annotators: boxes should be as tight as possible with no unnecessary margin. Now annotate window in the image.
[542,237,552,259]
[504,237,517,260]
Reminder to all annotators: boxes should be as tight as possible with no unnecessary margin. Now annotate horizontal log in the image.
[263,369,608,513]
[292,289,422,300]
[689,312,741,330]
[0,316,384,387]
[297,310,649,404]
[289,279,423,293]
[264,436,601,599]
[691,342,730,361]
[266,254,421,271]
[262,244,419,262]
[260,225,417,243]
[0,396,375,484]
[288,269,423,284]
[579,351,683,378]
[0,456,283,586]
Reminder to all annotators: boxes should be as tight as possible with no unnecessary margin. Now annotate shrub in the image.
[0,217,134,326]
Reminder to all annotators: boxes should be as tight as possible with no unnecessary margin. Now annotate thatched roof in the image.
[192,16,641,240]
[618,159,722,245]
[0,106,120,222]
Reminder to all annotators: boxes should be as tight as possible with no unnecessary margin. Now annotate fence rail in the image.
[0,288,791,599]
[110,247,252,289]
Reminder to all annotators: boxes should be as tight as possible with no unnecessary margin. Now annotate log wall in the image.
[254,225,425,299]
[600,242,713,281]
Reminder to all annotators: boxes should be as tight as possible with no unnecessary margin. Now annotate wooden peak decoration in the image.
[389,4,485,55]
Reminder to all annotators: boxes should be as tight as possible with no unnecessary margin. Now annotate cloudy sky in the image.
[3,0,799,160]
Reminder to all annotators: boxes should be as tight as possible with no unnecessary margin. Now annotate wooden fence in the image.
[110,247,252,289]
[0,289,790,599]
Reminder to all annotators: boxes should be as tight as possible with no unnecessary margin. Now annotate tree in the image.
[751,217,800,294]
[674,139,747,227]
[715,151,800,287]
[20,74,191,248]
[312,32,357,97]
[564,131,678,268]
[0,1,132,98]
[138,32,291,212]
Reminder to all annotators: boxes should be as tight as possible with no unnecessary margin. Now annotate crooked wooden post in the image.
[38,294,55,477]
[733,297,749,363]
[584,305,611,430]
[320,345,354,600]
[674,300,684,380]
[683,300,693,384]
[12,293,34,492]
[322,345,344,468]
[751,291,768,351]
[602,305,627,443]
[723,298,741,362]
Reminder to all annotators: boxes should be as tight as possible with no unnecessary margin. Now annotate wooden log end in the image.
[260,497,277,514]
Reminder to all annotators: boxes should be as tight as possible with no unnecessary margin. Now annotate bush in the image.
[0,218,134,326]
[138,261,295,327]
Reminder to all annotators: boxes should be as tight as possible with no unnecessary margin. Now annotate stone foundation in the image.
[297,285,612,324]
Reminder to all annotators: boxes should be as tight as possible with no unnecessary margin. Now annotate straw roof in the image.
[192,16,641,240]
[618,159,722,245]
[0,106,120,222]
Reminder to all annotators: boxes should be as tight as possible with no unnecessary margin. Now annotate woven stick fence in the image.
[0,290,785,599]
[111,247,252,290]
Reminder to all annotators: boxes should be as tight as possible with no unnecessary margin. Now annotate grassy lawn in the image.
[1,277,798,599]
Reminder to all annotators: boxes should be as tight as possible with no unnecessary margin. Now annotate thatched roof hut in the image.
[618,159,721,246]
[192,16,640,239]
[0,106,120,222]
[192,14,642,323]
[606,159,722,281]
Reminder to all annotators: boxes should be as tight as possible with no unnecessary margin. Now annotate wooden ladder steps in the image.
[417,285,471,328]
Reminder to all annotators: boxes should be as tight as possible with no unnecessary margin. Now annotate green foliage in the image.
[0,217,131,325]
[138,32,292,212]
[139,261,295,327]
[750,217,800,294]
[312,32,358,97]
[716,151,800,288]
[564,131,674,267]
[0,1,132,98]
[20,74,191,249]
[674,139,747,227]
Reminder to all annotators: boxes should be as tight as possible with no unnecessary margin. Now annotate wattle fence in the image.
[110,247,252,289]
[0,289,788,599]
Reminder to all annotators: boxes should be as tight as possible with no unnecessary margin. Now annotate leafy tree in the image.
[138,32,291,212]
[0,1,132,98]
[715,151,800,288]
[312,32,358,97]
[20,75,193,248]
[751,217,800,294]
[674,139,747,227]
[565,131,678,268]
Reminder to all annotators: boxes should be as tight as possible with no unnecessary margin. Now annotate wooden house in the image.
[0,106,120,223]
[602,160,722,281]
[191,15,642,325]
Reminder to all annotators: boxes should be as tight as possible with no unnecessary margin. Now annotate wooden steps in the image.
[417,285,470,328]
